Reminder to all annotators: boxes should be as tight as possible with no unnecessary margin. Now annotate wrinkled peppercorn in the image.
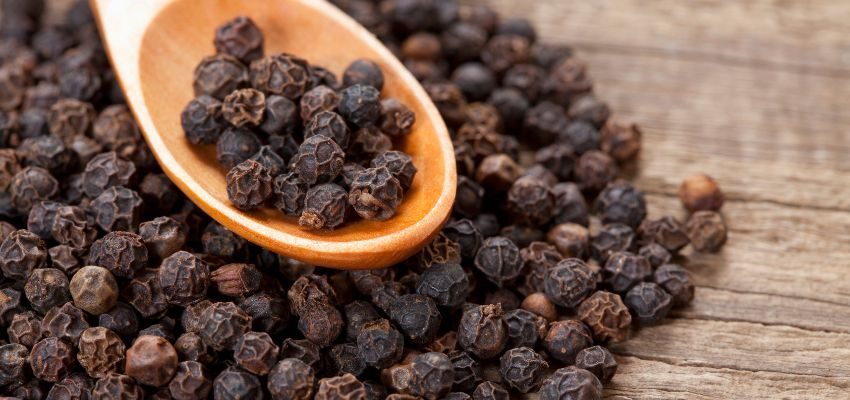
[638,216,690,254]
[625,282,673,326]
[233,331,279,375]
[595,181,647,229]
[88,231,148,279]
[93,373,145,400]
[214,366,263,400]
[603,251,651,294]
[544,258,595,309]
[686,210,728,253]
[222,88,266,127]
[679,173,724,212]
[578,291,631,343]
[474,236,521,287]
[193,54,248,100]
[472,381,510,400]
[25,267,71,314]
[299,183,348,230]
[70,265,118,315]
[198,302,252,351]
[409,352,454,399]
[538,366,602,400]
[348,167,403,221]
[123,270,169,318]
[316,373,367,400]
[499,347,548,393]
[575,345,617,384]
[458,304,507,359]
[268,358,315,400]
[77,327,124,378]
[591,223,635,263]
[416,262,469,308]
[125,335,178,386]
[169,361,212,400]
[503,309,547,348]
[543,320,593,365]
[159,250,210,306]
[357,319,404,369]
[30,337,75,383]
[214,16,264,64]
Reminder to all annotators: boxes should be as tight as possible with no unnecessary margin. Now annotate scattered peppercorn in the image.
[679,173,724,212]
[499,347,548,393]
[686,210,728,252]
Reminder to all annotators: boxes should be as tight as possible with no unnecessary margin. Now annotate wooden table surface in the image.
[461,0,850,398]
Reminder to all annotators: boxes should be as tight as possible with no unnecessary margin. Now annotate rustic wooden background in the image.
[459,0,850,398]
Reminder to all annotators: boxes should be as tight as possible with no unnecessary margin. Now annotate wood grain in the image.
[464,0,850,398]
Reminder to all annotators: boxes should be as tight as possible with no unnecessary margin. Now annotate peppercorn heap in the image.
[182,16,418,230]
[0,0,729,399]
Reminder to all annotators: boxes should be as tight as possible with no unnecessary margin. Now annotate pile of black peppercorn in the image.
[183,15,418,230]
[0,0,729,399]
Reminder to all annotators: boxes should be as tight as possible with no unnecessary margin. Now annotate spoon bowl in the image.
[90,0,456,269]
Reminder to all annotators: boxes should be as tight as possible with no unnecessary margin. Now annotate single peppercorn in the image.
[82,151,136,198]
[7,311,41,348]
[575,150,617,194]
[139,216,187,260]
[30,337,76,383]
[474,236,521,287]
[409,352,454,400]
[679,173,724,212]
[42,302,90,345]
[89,186,144,232]
[299,183,348,230]
[521,292,559,322]
[125,335,178,387]
[338,84,382,128]
[273,172,308,217]
[77,327,125,379]
[25,267,71,314]
[415,262,469,308]
[123,270,169,318]
[380,98,415,137]
[601,121,641,162]
[211,262,262,298]
[371,150,418,190]
[300,85,340,123]
[538,366,603,400]
[472,381,510,400]
[0,229,47,280]
[93,373,145,400]
[88,231,148,279]
[47,373,94,400]
[686,210,728,253]
[233,331,279,375]
[198,301,252,351]
[547,223,590,260]
[543,320,594,365]
[603,251,652,293]
[595,181,647,229]
[591,223,635,263]
[499,347,548,393]
[348,167,403,221]
[214,366,264,400]
[268,358,315,400]
[357,319,404,369]
[214,16,264,64]
[639,216,690,254]
[577,291,632,343]
[458,304,507,360]
[507,176,554,225]
[343,59,384,91]
[388,294,442,346]
[250,53,309,99]
[475,153,520,192]
[503,309,547,348]
[624,282,674,326]
[181,95,227,145]
[544,258,596,309]
[168,361,212,400]
[159,250,210,306]
[327,342,367,377]
[222,88,266,127]
[291,135,345,185]
[70,265,118,315]
[575,345,617,384]
[0,343,29,386]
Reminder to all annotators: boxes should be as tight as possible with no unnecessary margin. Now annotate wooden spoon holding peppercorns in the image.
[89,0,455,269]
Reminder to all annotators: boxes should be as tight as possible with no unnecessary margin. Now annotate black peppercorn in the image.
[499,347,548,393]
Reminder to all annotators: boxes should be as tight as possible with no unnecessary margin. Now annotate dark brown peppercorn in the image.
[458,304,507,360]
[451,63,496,102]
[653,263,695,307]
[625,282,673,326]
[174,332,215,364]
[226,159,273,210]
[575,345,617,384]
[575,150,617,194]
[211,262,262,298]
[48,98,96,142]
[47,373,94,400]
[93,373,144,400]
[603,251,651,293]
[268,358,315,400]
[77,327,125,379]
[503,309,547,348]
[507,176,554,225]
[18,134,73,173]
[98,302,140,341]
[82,151,136,198]
[348,167,403,221]
[577,291,632,343]
[408,352,454,400]
[639,243,671,268]
[202,221,247,259]
[250,53,309,99]
[482,34,531,74]
[123,270,168,318]
[287,274,337,313]
[544,258,596,309]
[424,81,467,128]
[538,366,602,400]
[638,216,690,254]
[169,361,212,400]
[30,337,75,383]
[472,381,509,400]
[181,95,226,145]
[679,173,724,212]
[327,342,366,376]
[0,229,46,280]
[504,63,545,101]
[475,153,519,191]
[7,311,41,348]
[52,204,96,248]
[213,366,263,400]
[686,210,728,253]
[595,181,647,229]
[453,176,484,218]
[222,88,266,127]
[125,335,178,386]
[193,54,249,100]
[349,127,392,160]
[371,150,418,190]
[543,320,593,365]
[343,300,381,340]
[11,166,59,213]
[0,287,25,325]
[415,262,469,308]
[299,183,348,230]
[357,319,404,369]
[0,343,28,386]
[159,250,210,306]
[591,223,635,263]
[69,265,118,315]
[388,294,441,346]
[523,164,558,186]
[380,98,415,137]
[25,267,71,314]
[485,289,521,311]
[316,373,367,400]
[89,186,143,232]
[552,183,589,227]
[442,219,482,260]
[300,85,340,123]
[261,95,299,135]
[139,216,187,260]
[547,223,589,260]
[233,331,279,375]
[214,16,264,64]
[279,338,322,368]
[560,120,601,155]
[198,302,252,351]
[521,292,559,322]
[273,172,308,217]
[291,135,345,185]
[402,32,442,60]
[216,127,261,170]
[601,121,641,162]
[499,347,548,393]
[343,59,384,91]
[89,231,148,279]
[139,173,180,212]
[474,236,521,287]
[41,302,89,345]
[339,84,382,128]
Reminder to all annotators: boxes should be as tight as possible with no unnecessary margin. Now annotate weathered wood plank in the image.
[603,356,850,399]
[608,319,850,378]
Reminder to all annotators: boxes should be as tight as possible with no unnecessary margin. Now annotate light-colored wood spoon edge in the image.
[90,0,456,269]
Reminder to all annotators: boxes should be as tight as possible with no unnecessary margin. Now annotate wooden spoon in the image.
[89,0,456,269]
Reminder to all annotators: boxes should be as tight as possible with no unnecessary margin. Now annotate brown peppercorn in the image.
[653,263,695,307]
[30,337,76,383]
[639,243,672,268]
[77,327,125,378]
[297,301,344,347]
[543,320,593,365]
[546,57,593,105]
[211,262,262,298]
[472,381,510,400]
[273,172,308,217]
[232,331,278,376]
[575,150,617,194]
[371,150,418,191]
[595,181,647,229]
[125,335,178,387]
[349,127,392,160]
[678,173,724,212]
[474,236,521,287]
[93,373,145,400]
[216,127,261,170]
[544,258,596,309]
[42,302,90,345]
[123,270,169,319]
[458,304,507,360]
[475,153,520,191]
[291,135,345,185]
[577,291,631,343]
[70,265,119,315]
[169,361,212,400]
[89,186,144,232]
[547,223,590,260]
[603,251,652,294]
[343,58,384,91]
[226,159,272,210]
[24,267,71,314]
[686,210,728,253]
[416,232,462,271]
[499,347,548,393]
[591,223,635,263]
[0,229,47,280]
[315,373,367,400]
[601,121,641,162]
[506,176,554,225]
[48,98,96,142]
[193,54,249,100]
[357,318,405,369]
[481,34,531,74]
[47,373,94,400]
[158,250,210,306]
[402,32,442,61]
[300,85,339,123]
[214,16,264,64]
[379,98,416,137]
[409,352,454,400]
[299,183,348,230]
[139,216,187,260]
[7,311,41,348]
[639,216,690,254]
[0,343,29,386]
[575,345,617,383]
[538,366,602,400]
[348,167,403,221]
[268,358,315,400]
[88,231,148,279]
[250,53,309,99]
[0,288,24,325]
[222,88,266,127]
[174,332,215,364]
[81,151,136,198]
[520,292,558,322]
[198,301,253,351]
[181,95,226,145]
